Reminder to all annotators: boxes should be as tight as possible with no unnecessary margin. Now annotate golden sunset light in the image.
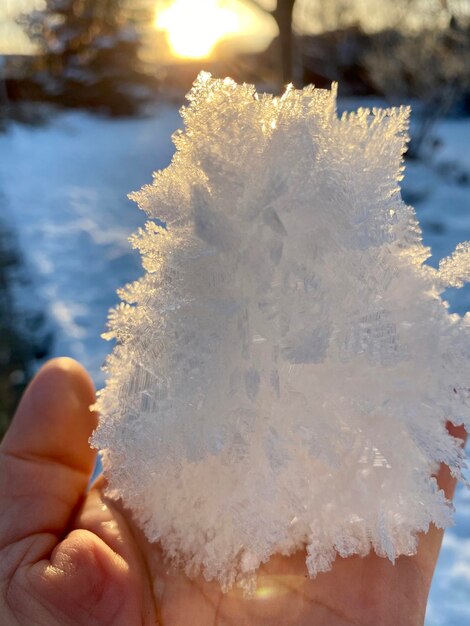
[154,0,244,59]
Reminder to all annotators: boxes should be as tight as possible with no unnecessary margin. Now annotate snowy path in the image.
[0,108,469,625]
[0,107,181,380]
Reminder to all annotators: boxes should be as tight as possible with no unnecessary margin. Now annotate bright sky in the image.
[2,0,469,56]
[0,0,276,56]
[0,0,45,54]
[154,0,276,59]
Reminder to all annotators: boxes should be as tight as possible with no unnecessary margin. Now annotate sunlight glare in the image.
[155,0,241,59]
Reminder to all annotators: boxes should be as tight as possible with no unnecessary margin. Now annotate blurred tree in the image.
[305,0,354,31]
[18,0,156,114]
[273,0,296,86]
[365,22,470,155]
[0,220,51,440]
[246,0,296,87]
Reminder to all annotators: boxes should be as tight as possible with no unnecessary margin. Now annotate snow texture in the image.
[92,73,470,592]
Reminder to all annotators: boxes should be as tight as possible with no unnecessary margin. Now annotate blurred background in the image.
[0,1,470,623]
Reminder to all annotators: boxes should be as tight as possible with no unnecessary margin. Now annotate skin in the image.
[0,358,466,626]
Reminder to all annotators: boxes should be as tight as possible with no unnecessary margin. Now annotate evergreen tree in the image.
[19,0,155,114]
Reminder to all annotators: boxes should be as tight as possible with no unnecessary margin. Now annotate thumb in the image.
[0,358,97,572]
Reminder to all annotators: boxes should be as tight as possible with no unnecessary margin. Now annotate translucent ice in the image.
[92,73,470,592]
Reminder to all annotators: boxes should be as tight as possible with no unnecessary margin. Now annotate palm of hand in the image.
[0,360,464,626]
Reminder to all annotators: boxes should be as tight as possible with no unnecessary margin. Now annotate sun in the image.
[154,0,242,59]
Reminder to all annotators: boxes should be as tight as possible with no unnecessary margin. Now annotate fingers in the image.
[414,422,467,581]
[73,478,134,561]
[0,358,97,567]
[74,476,155,589]
[436,423,467,500]
[69,478,159,622]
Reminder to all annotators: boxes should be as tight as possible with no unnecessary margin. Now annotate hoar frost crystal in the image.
[92,73,470,592]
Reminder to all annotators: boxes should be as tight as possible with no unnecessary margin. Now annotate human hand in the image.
[0,358,466,626]
[0,358,155,626]
[144,424,466,626]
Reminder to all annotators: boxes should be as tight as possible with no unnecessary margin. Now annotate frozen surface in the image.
[0,105,181,381]
[91,74,470,592]
[1,89,470,620]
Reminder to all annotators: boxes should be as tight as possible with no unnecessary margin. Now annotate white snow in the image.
[1,85,469,621]
[91,74,470,592]
[0,105,181,380]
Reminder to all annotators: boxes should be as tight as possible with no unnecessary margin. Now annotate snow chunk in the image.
[92,73,470,592]
[439,242,470,288]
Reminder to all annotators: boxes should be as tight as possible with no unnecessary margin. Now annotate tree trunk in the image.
[273,0,296,88]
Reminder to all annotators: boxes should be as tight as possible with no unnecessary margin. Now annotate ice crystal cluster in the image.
[92,73,470,591]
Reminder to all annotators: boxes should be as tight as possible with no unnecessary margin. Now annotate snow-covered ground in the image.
[0,106,181,380]
[0,104,469,624]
